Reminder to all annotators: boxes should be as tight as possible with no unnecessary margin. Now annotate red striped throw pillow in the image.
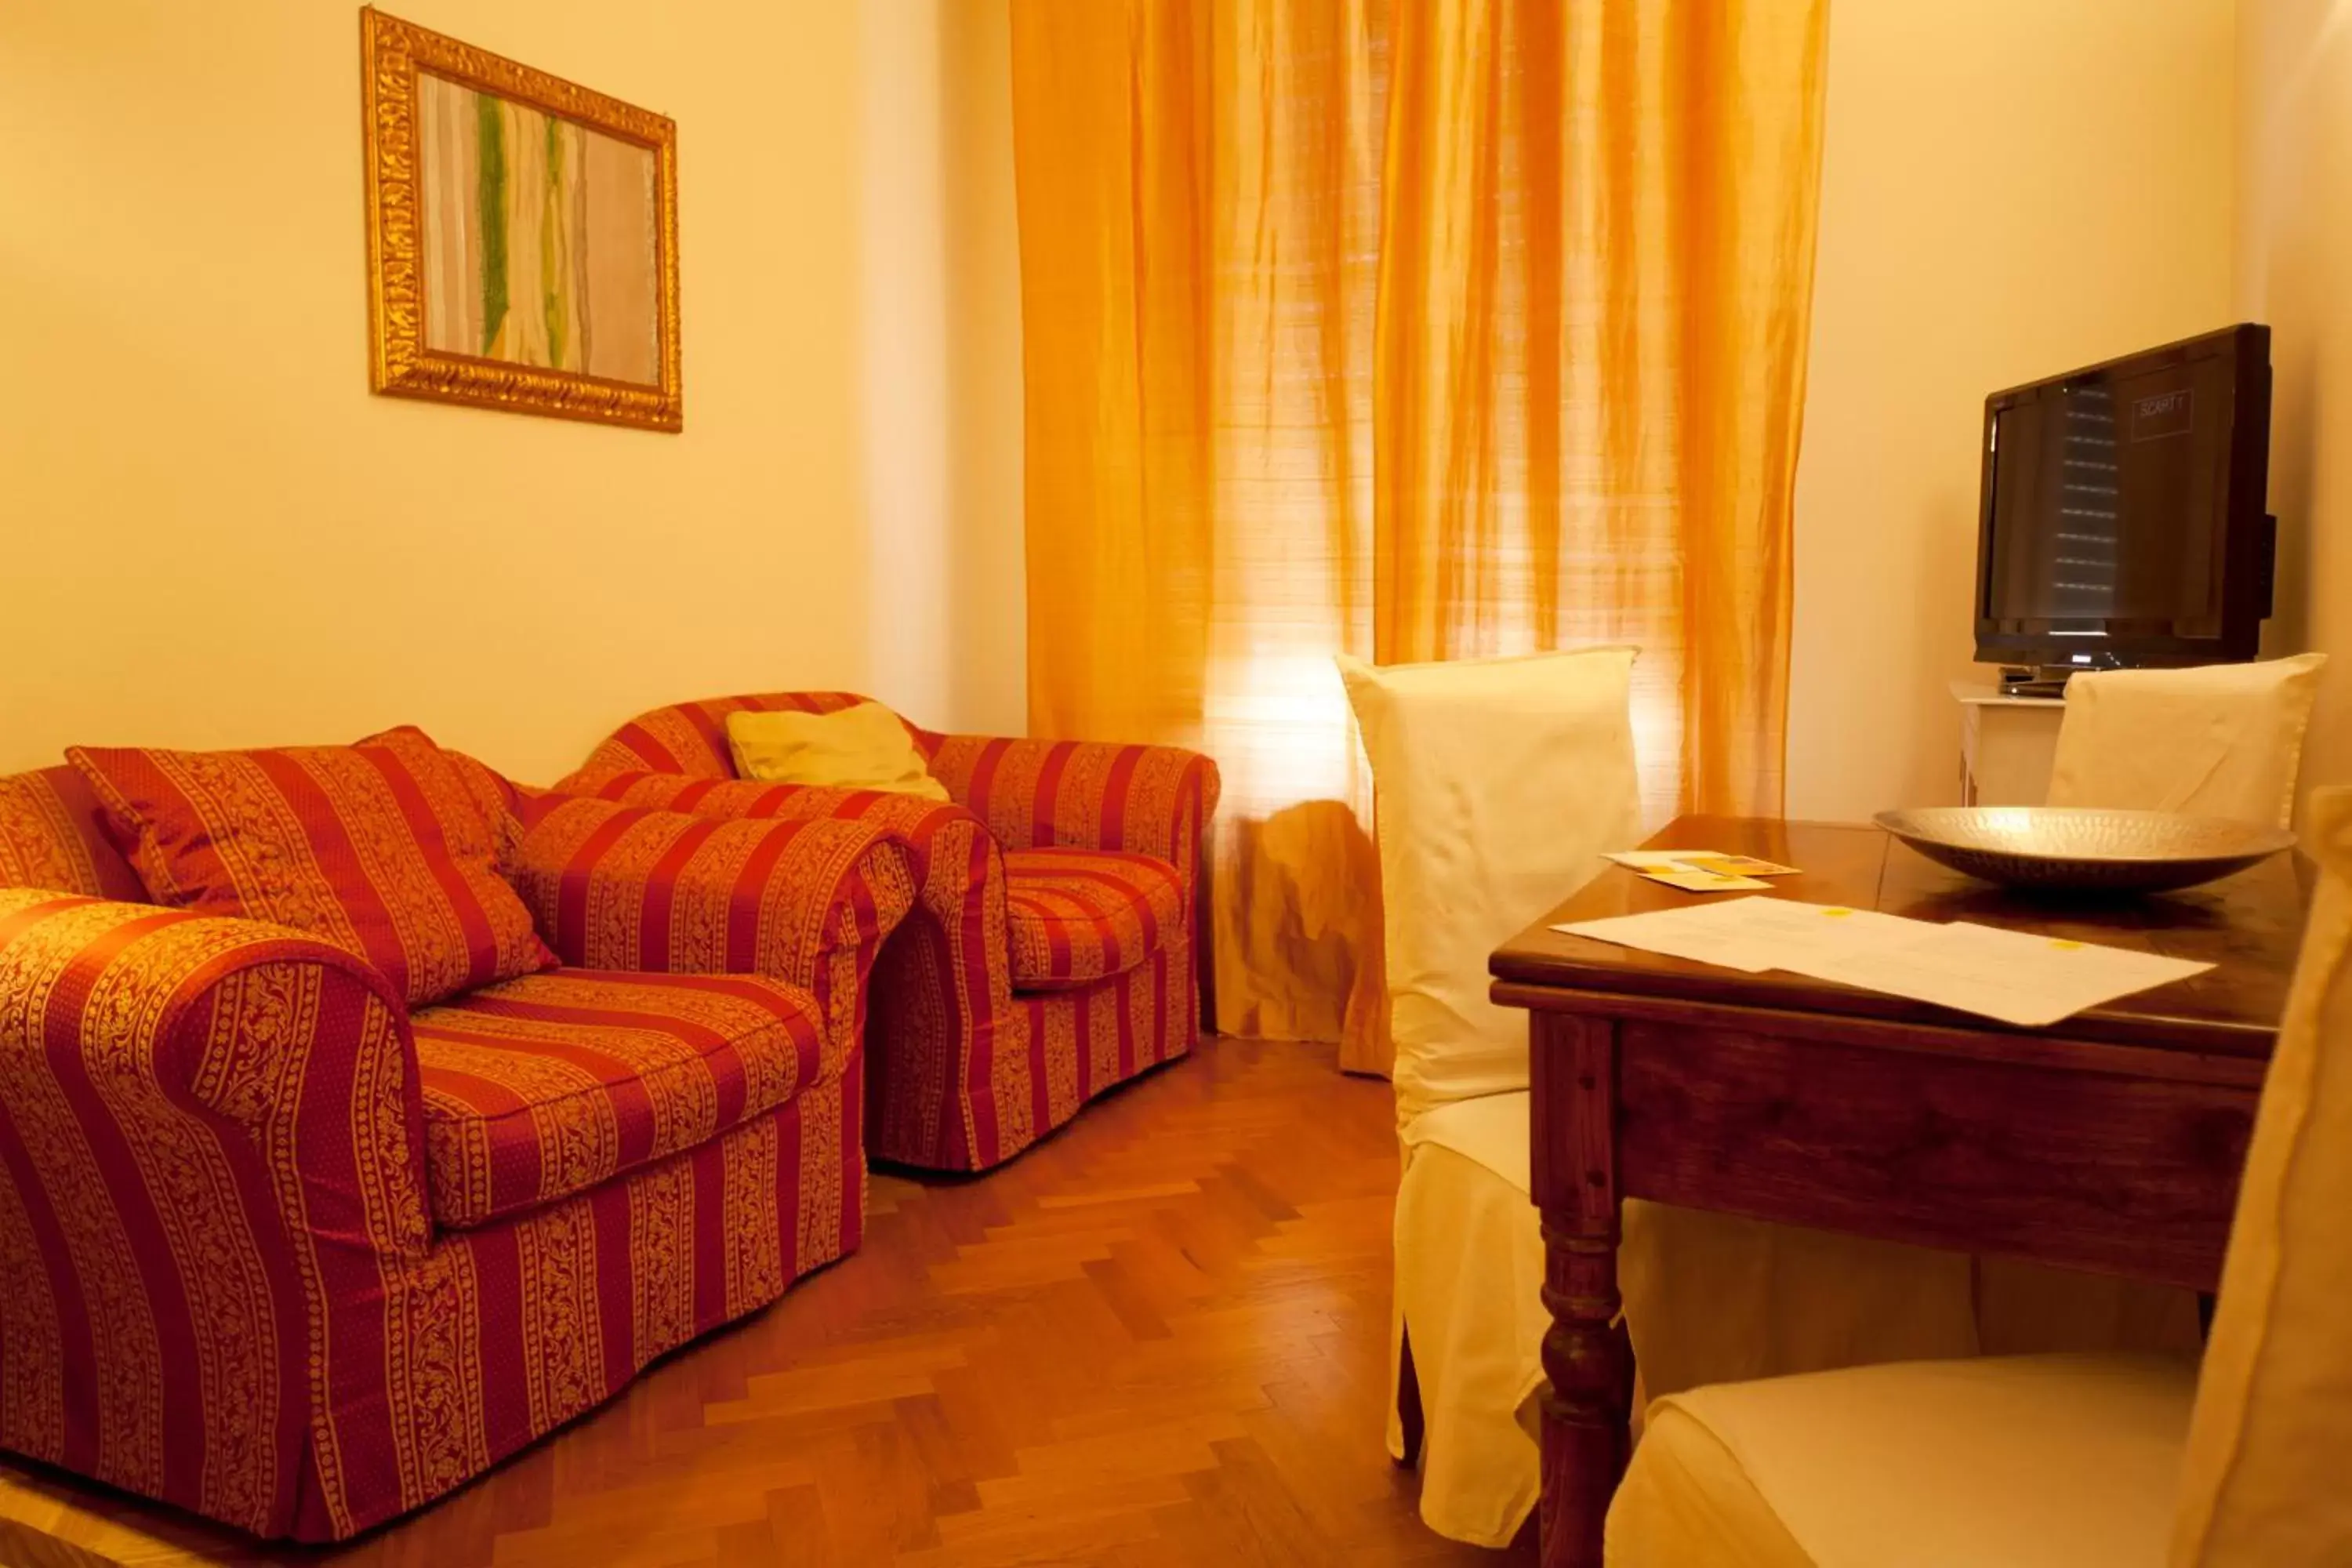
[68,726,553,1007]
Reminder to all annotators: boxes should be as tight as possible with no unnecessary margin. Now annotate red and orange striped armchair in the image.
[0,761,913,1541]
[561,693,1221,1171]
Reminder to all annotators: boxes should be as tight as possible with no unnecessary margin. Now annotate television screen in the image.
[1975,325,2270,667]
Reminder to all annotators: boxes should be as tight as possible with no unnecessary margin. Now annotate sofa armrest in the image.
[0,889,431,1518]
[508,797,918,1054]
[559,771,998,905]
[566,771,891,823]
[920,735,1221,895]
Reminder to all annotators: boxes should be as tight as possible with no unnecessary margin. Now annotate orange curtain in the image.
[1011,0,1828,1062]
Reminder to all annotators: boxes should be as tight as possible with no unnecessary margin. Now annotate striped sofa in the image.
[561,694,1220,1171]
[0,760,913,1541]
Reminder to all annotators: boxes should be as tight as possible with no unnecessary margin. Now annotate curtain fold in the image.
[1011,0,1828,1058]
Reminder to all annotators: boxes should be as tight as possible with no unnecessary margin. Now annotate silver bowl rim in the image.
[1871,807,2298,866]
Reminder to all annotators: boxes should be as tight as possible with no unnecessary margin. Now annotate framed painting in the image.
[360,8,681,430]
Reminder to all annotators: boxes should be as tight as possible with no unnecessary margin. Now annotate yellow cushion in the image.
[2172,785,2352,1565]
[1338,646,1642,1127]
[724,703,948,800]
[2046,653,2325,827]
[1608,1354,2198,1568]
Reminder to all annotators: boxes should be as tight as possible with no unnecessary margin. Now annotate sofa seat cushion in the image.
[1003,848,1183,990]
[412,968,835,1229]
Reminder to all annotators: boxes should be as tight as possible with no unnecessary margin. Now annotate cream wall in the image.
[856,0,1028,740]
[1786,0,2239,819]
[936,0,1028,739]
[2236,0,2352,800]
[0,2,905,783]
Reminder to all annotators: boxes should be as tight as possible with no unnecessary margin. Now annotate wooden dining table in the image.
[1489,815,2311,1568]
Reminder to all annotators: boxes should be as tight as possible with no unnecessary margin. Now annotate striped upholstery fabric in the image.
[0,733,906,1541]
[922,731,1216,916]
[1003,848,1183,989]
[0,890,430,1539]
[1017,938,1189,1134]
[67,728,554,1007]
[503,794,915,1070]
[368,1065,861,1537]
[0,884,869,1542]
[0,765,145,900]
[554,771,1011,1168]
[433,744,535,862]
[412,970,832,1229]
[563,694,1219,1172]
[0,884,866,1542]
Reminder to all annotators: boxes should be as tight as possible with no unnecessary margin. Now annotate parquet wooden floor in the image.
[0,1040,1534,1568]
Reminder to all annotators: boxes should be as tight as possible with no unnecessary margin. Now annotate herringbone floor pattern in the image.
[0,1040,1534,1567]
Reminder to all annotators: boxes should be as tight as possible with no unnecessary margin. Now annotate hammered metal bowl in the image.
[1873,808,2296,894]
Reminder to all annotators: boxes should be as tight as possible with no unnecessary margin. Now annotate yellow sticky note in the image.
[1638,866,1772,893]
[1676,852,1802,878]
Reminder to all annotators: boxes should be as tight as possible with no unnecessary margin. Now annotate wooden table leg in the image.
[1532,1016,1629,1568]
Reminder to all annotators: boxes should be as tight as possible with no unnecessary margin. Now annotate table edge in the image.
[1489,956,2278,1059]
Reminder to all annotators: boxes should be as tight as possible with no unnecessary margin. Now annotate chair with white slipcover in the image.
[2047,653,2327,827]
[1341,644,1645,1548]
[1347,646,2214,1551]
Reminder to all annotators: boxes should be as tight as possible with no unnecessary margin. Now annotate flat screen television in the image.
[1973,324,2274,681]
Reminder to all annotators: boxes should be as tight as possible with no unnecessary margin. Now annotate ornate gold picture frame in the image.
[361,7,681,431]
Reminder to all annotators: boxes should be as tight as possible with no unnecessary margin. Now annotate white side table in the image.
[1953,681,2065,806]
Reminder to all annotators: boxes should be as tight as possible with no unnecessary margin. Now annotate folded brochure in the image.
[1605,849,1802,893]
[1551,896,2212,1029]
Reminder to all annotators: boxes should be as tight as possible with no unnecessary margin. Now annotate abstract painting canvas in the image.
[361,9,681,430]
[415,74,660,384]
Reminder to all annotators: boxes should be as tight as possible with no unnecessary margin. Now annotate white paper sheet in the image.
[1552,903,1779,972]
[1552,898,2212,1027]
[1555,897,1923,973]
[1788,920,2214,1029]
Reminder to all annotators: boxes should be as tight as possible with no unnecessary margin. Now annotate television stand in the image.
[1998,666,2072,699]
[1954,680,2065,804]
[1995,656,2131,698]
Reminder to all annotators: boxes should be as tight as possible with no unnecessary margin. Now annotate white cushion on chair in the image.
[2045,654,2325,827]
[1606,1354,2198,1568]
[1338,647,1642,1127]
[1401,1086,1530,1185]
